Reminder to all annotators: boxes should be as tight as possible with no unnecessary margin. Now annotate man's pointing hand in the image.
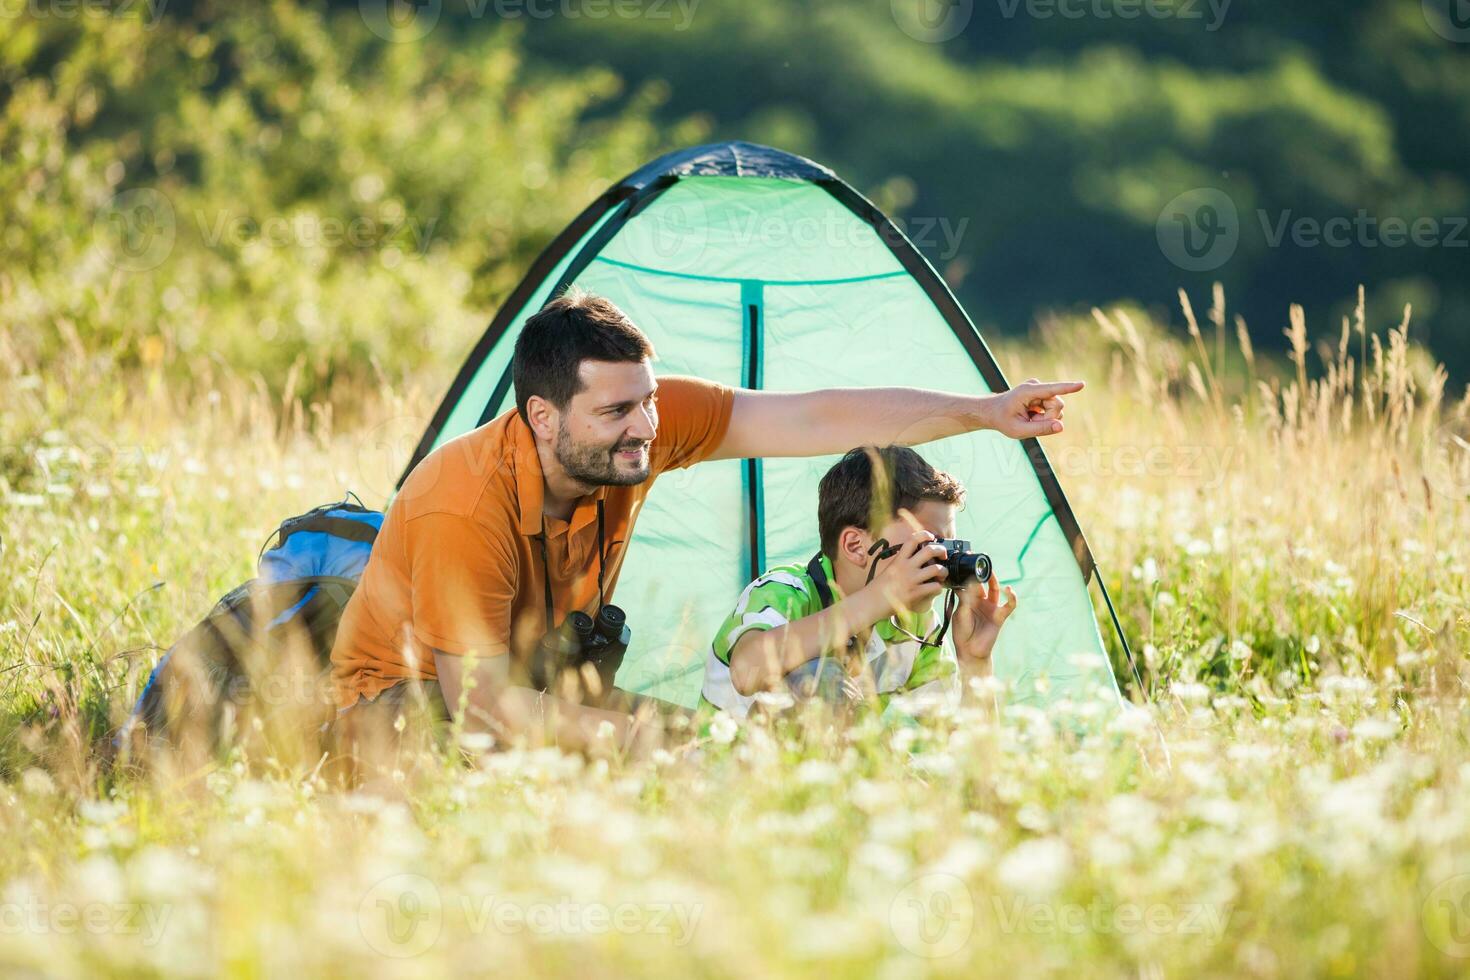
[989,379,1084,439]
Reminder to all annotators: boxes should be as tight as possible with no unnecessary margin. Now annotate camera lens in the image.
[951,551,993,585]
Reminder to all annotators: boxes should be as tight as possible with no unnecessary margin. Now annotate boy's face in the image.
[871,498,957,557]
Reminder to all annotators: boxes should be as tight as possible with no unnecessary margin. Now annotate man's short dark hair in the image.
[818,446,966,558]
[513,290,655,423]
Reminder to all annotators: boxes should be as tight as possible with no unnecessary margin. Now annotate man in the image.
[330,290,1079,755]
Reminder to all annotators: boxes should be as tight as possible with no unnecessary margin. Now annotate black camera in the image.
[928,538,992,588]
[529,605,631,700]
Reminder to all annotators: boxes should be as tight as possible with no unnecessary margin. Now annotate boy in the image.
[701,446,1017,717]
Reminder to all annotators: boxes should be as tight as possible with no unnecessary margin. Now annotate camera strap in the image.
[861,537,956,651]
[807,538,951,655]
[805,552,837,611]
[537,498,608,633]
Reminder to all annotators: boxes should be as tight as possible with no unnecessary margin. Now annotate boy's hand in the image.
[951,574,1018,665]
[860,533,948,619]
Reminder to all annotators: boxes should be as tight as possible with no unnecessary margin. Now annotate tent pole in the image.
[741,281,767,582]
[1096,570,1145,698]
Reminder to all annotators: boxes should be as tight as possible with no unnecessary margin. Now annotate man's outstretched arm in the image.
[705,379,1083,461]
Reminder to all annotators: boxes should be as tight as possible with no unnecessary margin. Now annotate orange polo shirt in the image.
[330,375,734,707]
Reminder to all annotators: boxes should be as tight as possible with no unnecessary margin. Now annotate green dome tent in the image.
[400,141,1133,713]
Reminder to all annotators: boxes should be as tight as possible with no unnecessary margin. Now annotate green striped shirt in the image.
[701,554,957,717]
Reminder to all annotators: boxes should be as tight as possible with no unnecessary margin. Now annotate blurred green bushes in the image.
[5,0,1469,394]
[506,0,1470,374]
[1,2,698,399]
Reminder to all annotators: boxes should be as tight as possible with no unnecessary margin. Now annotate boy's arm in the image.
[949,575,1018,705]
[728,589,890,697]
[728,537,951,697]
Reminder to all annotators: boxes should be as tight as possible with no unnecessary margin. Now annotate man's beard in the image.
[554,419,651,487]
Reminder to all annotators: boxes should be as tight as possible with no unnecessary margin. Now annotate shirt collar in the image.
[511,415,544,537]
[815,553,843,600]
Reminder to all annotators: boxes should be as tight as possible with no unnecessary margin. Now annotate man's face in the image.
[552,358,660,486]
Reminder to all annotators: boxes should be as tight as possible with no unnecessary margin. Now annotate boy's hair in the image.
[818,446,965,559]
[513,289,655,423]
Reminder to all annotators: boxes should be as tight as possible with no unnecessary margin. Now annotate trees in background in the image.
[6,0,1468,383]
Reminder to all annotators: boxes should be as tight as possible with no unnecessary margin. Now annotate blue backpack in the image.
[122,498,382,747]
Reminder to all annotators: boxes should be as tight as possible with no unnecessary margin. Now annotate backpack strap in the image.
[273,514,380,549]
[806,552,836,611]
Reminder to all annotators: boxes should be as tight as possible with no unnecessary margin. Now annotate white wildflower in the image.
[20,769,55,795]
[854,841,910,880]
[130,846,209,900]
[795,759,841,787]
[1015,802,1051,832]
[850,779,890,814]
[1352,718,1399,742]
[1192,796,1242,829]
[79,799,127,824]
[930,839,991,878]
[68,855,125,905]
[997,837,1073,896]
[752,689,796,711]
[708,713,738,745]
[1089,833,1130,867]
[889,726,918,754]
[1171,681,1211,704]
[457,731,494,752]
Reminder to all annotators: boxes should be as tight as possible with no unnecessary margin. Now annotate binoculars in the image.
[528,605,631,702]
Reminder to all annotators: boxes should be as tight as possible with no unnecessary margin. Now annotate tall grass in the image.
[2,287,1470,976]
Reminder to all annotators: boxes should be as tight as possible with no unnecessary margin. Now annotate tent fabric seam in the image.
[592,255,908,287]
